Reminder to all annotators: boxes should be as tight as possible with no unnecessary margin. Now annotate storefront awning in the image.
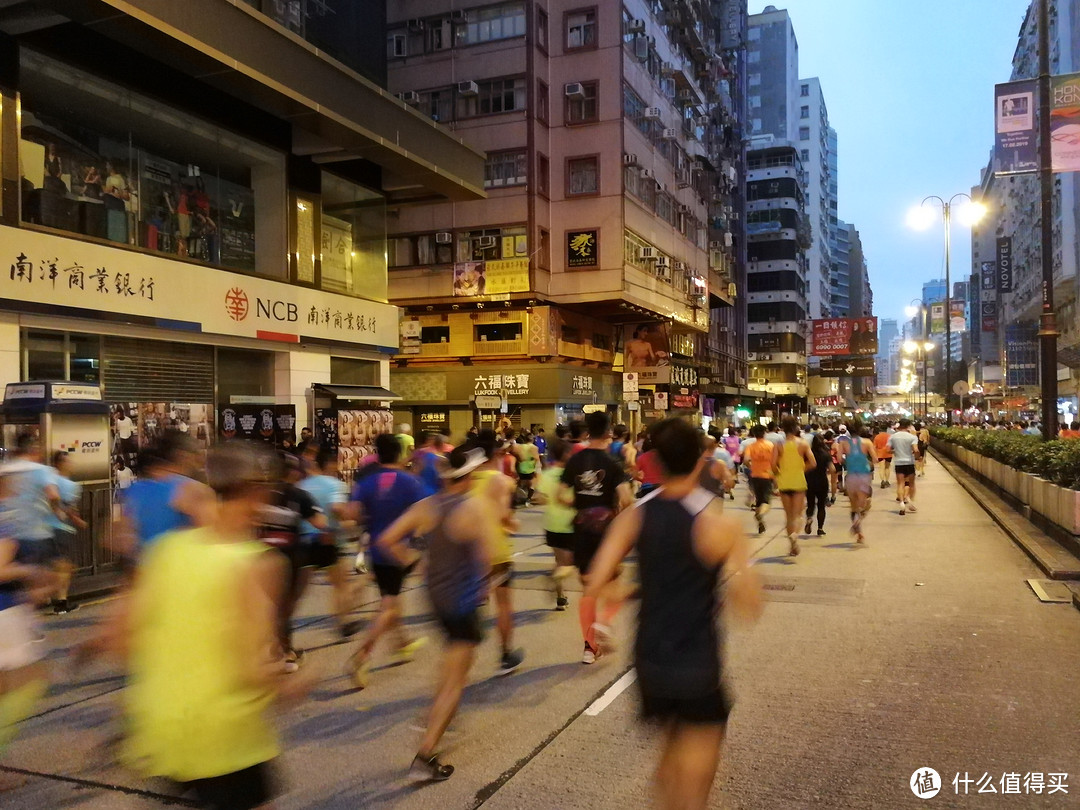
[314,384,401,402]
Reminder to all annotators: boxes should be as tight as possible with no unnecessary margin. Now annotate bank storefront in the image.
[390,365,623,438]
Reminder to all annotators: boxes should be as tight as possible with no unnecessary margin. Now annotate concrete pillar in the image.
[0,313,20,387]
[275,347,331,431]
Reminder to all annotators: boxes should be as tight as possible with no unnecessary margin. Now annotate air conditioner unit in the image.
[451,9,468,21]
[674,261,687,272]
[623,153,638,166]
[435,232,453,244]
[655,256,671,269]
[476,236,497,249]
[457,80,479,96]
[709,241,723,250]
[396,90,421,105]
[639,168,654,179]
[564,82,586,99]
[678,181,691,190]
[757,377,769,386]
[730,212,740,221]
[640,246,658,260]
[407,18,425,31]
[628,18,646,34]
[661,128,678,140]
[634,34,649,60]
[644,107,663,120]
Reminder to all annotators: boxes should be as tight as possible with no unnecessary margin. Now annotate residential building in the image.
[383,0,751,434]
[746,137,808,409]
[0,0,483,565]
[745,5,799,141]
[832,218,851,316]
[796,77,833,319]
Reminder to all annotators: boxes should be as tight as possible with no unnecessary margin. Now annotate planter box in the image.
[1017,471,1034,506]
[1059,487,1080,534]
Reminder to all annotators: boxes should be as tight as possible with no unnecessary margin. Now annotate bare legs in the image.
[418,642,476,758]
[655,722,725,810]
[779,491,806,555]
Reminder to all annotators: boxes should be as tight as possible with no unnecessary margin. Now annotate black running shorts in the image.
[373,561,416,597]
[573,530,603,574]
[639,685,732,726]
[435,609,484,644]
[183,761,276,810]
[894,464,916,477]
[545,530,575,552]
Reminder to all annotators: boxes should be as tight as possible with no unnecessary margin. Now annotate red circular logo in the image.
[225,287,249,321]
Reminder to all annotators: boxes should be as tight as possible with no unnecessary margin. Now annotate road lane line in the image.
[584,668,637,716]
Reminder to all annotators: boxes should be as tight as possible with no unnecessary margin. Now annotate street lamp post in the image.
[907,195,986,426]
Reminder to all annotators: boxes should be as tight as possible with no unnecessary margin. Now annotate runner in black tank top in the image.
[583,418,763,810]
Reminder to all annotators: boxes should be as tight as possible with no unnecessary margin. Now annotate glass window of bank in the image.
[17,50,286,279]
[320,173,387,301]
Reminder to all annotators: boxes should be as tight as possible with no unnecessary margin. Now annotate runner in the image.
[873,425,893,488]
[584,417,762,810]
[636,438,664,499]
[776,416,816,557]
[560,411,633,663]
[833,424,852,502]
[346,434,428,689]
[470,431,525,675]
[513,432,542,506]
[297,448,357,638]
[122,443,310,809]
[804,433,833,537]
[744,425,776,534]
[916,422,931,477]
[535,438,576,610]
[699,436,734,500]
[839,423,876,543]
[533,427,548,460]
[0,465,54,791]
[374,446,498,781]
[889,419,922,516]
[38,452,86,614]
[411,433,446,496]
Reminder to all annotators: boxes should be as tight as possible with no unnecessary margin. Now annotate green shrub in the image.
[929,427,1080,489]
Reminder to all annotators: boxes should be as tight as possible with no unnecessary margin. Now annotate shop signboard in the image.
[0,225,399,351]
[811,317,878,356]
[623,321,671,374]
[671,393,699,409]
[484,258,530,295]
[994,79,1038,175]
[1051,72,1080,172]
[474,394,503,410]
[416,408,451,435]
[996,237,1013,292]
[950,301,967,333]
[818,357,876,377]
[622,372,639,393]
[452,262,486,296]
[981,260,996,293]
[982,300,998,332]
[566,229,598,268]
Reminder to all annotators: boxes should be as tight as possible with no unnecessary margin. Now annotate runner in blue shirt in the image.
[346,434,428,689]
[47,452,87,614]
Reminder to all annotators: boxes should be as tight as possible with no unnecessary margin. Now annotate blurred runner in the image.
[513,432,541,506]
[375,446,498,781]
[873,425,893,488]
[585,418,762,810]
[122,443,311,809]
[45,451,87,614]
[534,438,576,611]
[699,436,734,501]
[346,434,428,689]
[889,419,921,516]
[744,425,776,535]
[804,434,833,537]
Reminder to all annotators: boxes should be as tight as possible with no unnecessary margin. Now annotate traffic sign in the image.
[952,381,970,396]
[623,373,639,393]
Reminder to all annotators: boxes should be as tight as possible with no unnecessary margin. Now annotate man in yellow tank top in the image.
[775,416,816,557]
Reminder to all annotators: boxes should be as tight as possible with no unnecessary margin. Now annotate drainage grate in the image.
[1025,579,1074,603]
[759,575,866,605]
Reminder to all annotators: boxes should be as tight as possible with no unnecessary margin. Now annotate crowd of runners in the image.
[0,411,932,808]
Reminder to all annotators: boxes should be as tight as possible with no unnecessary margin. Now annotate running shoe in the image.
[52,599,79,615]
[829,495,836,506]
[340,620,363,639]
[817,529,826,536]
[582,642,599,664]
[393,637,428,664]
[899,506,906,516]
[555,595,569,611]
[411,753,454,781]
[788,534,800,557]
[347,652,371,689]
[906,502,918,513]
[756,516,766,534]
[592,623,617,653]
[804,519,812,535]
[880,480,888,489]
[498,648,525,675]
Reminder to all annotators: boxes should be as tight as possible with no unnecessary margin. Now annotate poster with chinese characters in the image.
[566,229,598,268]
[810,318,878,356]
[473,372,531,396]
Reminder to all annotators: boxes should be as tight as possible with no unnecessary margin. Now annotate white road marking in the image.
[585,668,637,716]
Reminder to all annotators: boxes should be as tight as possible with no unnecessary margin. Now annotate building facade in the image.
[383,0,752,434]
[876,318,899,388]
[796,77,833,320]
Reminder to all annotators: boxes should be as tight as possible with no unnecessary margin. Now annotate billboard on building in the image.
[818,357,876,377]
[994,79,1038,175]
[930,303,946,334]
[623,321,673,384]
[996,237,1014,292]
[950,301,967,333]
[1051,72,1080,172]
[810,317,878,356]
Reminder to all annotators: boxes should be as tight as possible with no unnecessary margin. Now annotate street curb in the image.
[932,450,1080,603]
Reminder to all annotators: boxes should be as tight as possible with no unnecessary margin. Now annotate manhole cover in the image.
[1026,579,1074,603]
[759,575,865,605]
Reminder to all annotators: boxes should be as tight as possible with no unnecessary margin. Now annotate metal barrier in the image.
[71,482,120,577]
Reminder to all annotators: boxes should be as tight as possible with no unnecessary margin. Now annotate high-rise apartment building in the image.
[382,0,751,433]
[796,77,833,319]
[746,138,808,407]
[746,5,799,142]
[832,218,851,316]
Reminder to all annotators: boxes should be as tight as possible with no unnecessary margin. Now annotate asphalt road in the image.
[4,455,1080,809]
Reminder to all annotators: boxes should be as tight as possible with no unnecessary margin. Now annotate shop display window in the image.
[320,173,387,301]
[18,50,286,279]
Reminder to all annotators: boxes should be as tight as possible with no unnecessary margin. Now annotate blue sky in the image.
[748,0,1027,327]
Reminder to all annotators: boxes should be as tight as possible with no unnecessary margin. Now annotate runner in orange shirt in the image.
[744,425,777,535]
[873,425,893,489]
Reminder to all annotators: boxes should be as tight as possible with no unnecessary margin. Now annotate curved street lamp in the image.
[907,194,986,425]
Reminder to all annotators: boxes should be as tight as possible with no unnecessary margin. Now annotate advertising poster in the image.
[810,317,878,356]
[623,322,672,384]
[950,301,967,333]
[567,229,599,268]
[982,300,998,332]
[981,260,996,292]
[1051,72,1080,173]
[997,237,1014,292]
[994,79,1038,175]
[453,262,486,296]
[930,303,946,334]
[484,258,530,295]
[275,404,297,449]
[819,357,876,377]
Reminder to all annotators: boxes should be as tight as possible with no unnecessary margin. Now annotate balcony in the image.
[474,339,525,356]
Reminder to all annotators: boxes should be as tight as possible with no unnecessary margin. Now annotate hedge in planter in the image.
[928,427,1080,490]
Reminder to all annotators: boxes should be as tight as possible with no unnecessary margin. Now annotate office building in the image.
[796,77,833,319]
[877,318,899,388]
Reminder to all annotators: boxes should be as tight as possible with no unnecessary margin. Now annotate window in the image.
[419,88,453,122]
[421,326,450,344]
[748,27,761,41]
[749,73,761,86]
[800,105,809,118]
[801,149,810,161]
[567,156,599,196]
[320,172,388,300]
[19,49,285,278]
[539,228,551,269]
[565,80,599,124]
[752,118,762,132]
[387,33,407,58]
[566,8,597,50]
[457,78,527,117]
[455,2,526,46]
[799,126,810,140]
[330,357,379,385]
[750,95,761,108]
[537,153,550,197]
[748,50,759,63]
[801,84,810,96]
[476,322,523,341]
[536,80,549,123]
[484,149,528,188]
[537,6,549,51]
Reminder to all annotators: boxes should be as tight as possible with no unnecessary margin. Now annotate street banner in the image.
[818,357,876,377]
[997,237,1013,292]
[981,300,998,332]
[930,302,945,334]
[994,79,1038,175]
[1051,72,1080,172]
[950,301,967,333]
[810,317,878,356]
[981,260,996,293]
